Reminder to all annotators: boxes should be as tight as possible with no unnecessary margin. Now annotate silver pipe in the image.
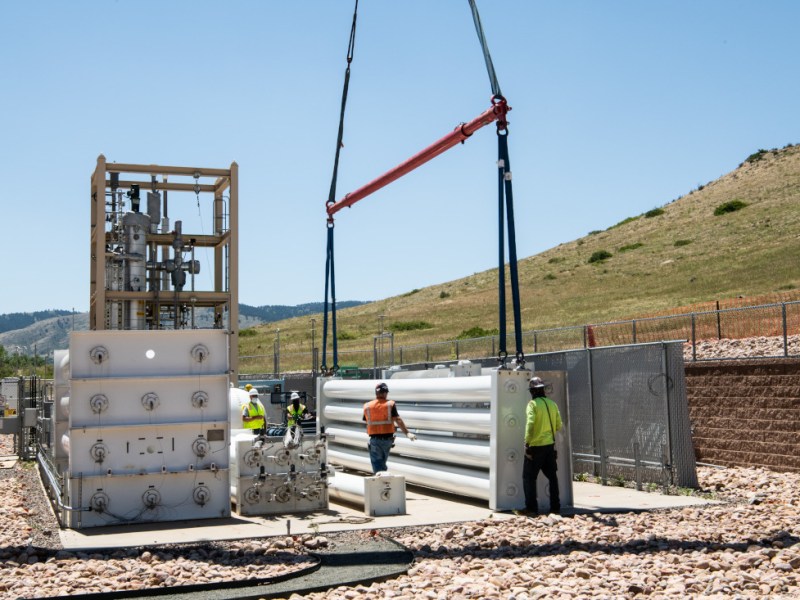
[323,376,491,403]
[37,452,91,513]
[326,425,490,469]
[323,404,490,435]
[327,449,490,500]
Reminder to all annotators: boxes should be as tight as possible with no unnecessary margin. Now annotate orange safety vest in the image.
[363,399,396,436]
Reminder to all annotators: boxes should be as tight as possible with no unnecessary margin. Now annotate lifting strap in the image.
[468,0,524,367]
[322,0,359,375]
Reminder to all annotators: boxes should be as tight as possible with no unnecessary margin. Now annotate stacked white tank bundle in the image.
[47,330,231,529]
[319,365,574,513]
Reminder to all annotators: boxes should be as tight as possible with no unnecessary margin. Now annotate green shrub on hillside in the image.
[744,149,768,165]
[439,291,451,299]
[714,200,748,216]
[588,250,613,264]
[588,230,601,235]
[547,257,564,264]
[337,331,357,341]
[618,242,643,253]
[544,273,557,281]
[239,328,258,337]
[390,320,432,332]
[644,207,665,218]
[607,215,640,230]
[456,326,499,340]
[674,239,692,247]
[403,288,421,297]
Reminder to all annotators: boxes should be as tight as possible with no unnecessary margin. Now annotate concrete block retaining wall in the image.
[684,358,800,473]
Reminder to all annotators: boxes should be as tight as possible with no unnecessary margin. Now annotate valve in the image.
[90,491,110,513]
[141,392,160,411]
[191,344,209,363]
[89,346,109,365]
[191,391,209,409]
[273,449,291,465]
[274,484,291,503]
[89,393,109,414]
[243,449,262,468]
[304,484,322,501]
[90,442,108,463]
[192,437,210,458]
[244,486,261,505]
[142,489,161,509]
[193,485,210,506]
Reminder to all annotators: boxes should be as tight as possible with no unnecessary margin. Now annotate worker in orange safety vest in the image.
[362,382,416,473]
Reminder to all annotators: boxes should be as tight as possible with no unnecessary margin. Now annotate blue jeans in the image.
[368,436,394,473]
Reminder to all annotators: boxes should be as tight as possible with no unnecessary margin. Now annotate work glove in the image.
[407,433,417,442]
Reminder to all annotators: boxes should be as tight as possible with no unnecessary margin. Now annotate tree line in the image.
[0,345,51,378]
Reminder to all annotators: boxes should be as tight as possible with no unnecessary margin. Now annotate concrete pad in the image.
[59,480,718,551]
[572,481,718,513]
[0,455,17,469]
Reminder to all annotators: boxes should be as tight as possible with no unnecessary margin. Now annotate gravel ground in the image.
[2,335,798,599]
[2,432,799,599]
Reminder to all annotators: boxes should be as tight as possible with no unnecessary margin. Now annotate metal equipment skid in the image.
[231,429,331,516]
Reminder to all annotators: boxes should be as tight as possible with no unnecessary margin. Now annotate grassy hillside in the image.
[240,144,800,365]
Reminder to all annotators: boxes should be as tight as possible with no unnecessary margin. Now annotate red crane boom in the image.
[326,96,509,219]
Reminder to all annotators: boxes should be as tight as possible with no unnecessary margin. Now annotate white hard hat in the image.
[249,388,259,397]
[290,392,300,401]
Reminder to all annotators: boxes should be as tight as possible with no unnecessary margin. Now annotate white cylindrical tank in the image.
[229,387,249,429]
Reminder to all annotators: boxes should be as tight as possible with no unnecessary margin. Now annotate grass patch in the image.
[674,239,692,247]
[239,328,258,337]
[390,320,432,332]
[548,257,565,264]
[402,288,421,297]
[588,230,601,235]
[456,326,499,340]
[714,199,748,216]
[544,273,557,281]
[618,242,643,253]
[588,250,613,263]
[337,331,357,341]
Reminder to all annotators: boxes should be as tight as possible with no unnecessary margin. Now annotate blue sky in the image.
[2,1,798,314]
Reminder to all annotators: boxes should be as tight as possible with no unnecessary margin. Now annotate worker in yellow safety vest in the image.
[286,392,310,427]
[242,388,266,430]
[362,382,416,473]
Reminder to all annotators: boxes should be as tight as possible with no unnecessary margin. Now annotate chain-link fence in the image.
[533,342,697,489]
[240,300,800,375]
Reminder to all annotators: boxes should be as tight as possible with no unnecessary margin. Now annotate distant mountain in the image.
[238,301,366,324]
[0,310,73,335]
[0,301,366,357]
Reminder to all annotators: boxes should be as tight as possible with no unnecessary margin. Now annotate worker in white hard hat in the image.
[286,391,310,427]
[242,388,266,430]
